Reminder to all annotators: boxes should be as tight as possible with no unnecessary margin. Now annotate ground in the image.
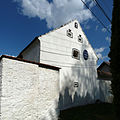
[59,103,116,120]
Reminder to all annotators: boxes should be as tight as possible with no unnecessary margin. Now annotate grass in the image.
[59,103,117,120]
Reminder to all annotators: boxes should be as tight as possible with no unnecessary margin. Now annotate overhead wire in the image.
[93,0,112,23]
[100,0,112,14]
[80,0,111,33]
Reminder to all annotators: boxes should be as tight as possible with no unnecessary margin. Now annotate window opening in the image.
[67,29,73,38]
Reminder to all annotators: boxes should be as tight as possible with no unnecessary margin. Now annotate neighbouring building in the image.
[97,61,113,103]
[0,20,110,120]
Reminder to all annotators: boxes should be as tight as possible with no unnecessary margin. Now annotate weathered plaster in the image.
[1,58,59,120]
[0,59,2,119]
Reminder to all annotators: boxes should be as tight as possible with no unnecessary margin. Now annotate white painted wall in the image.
[21,20,100,110]
[38,20,99,109]
[1,58,59,120]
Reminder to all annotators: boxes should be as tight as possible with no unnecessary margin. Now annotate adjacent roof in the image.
[97,61,110,70]
[97,61,112,80]
[0,55,60,71]
[17,37,39,58]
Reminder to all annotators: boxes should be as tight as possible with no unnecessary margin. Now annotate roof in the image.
[17,19,98,60]
[17,19,76,57]
[97,61,110,70]
[97,61,112,80]
[0,55,60,71]
[17,37,39,58]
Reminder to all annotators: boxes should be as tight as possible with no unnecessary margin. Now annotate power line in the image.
[80,0,111,33]
[93,0,112,23]
[100,0,112,13]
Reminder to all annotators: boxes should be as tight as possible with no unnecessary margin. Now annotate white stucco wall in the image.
[38,20,99,109]
[1,58,59,120]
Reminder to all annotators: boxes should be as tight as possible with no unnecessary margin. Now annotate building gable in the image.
[18,20,98,63]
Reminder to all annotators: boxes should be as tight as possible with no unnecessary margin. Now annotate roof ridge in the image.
[0,55,60,71]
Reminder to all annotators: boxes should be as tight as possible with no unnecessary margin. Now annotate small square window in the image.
[67,29,73,38]
[74,22,78,28]
[74,82,79,87]
[72,48,80,60]
[78,35,83,43]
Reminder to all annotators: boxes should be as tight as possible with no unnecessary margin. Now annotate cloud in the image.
[101,28,106,32]
[14,0,95,28]
[94,47,106,59]
[95,25,99,30]
[105,36,111,42]
[94,47,105,53]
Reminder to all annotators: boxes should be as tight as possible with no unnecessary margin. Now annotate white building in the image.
[18,20,100,109]
[0,20,106,120]
[97,61,113,103]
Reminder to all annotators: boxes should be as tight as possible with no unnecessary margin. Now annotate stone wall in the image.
[0,59,2,119]
[0,58,59,120]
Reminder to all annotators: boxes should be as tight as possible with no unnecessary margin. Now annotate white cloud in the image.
[101,28,106,32]
[94,47,106,59]
[14,0,95,28]
[94,47,105,53]
[105,36,111,42]
[95,25,99,30]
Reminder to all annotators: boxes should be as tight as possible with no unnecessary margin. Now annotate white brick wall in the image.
[1,58,59,120]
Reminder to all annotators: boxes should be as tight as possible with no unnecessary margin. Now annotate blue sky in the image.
[0,0,113,66]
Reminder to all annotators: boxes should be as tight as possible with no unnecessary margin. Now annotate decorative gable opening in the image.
[83,50,89,60]
[67,29,73,38]
[74,22,78,29]
[78,35,83,43]
[72,48,80,60]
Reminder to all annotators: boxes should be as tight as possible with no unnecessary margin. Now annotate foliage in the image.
[108,0,120,119]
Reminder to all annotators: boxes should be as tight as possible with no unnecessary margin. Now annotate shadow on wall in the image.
[99,80,113,103]
[57,61,109,110]
[41,62,111,119]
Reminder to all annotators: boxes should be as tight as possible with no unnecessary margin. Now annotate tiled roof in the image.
[0,55,60,71]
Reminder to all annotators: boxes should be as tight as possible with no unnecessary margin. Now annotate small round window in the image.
[83,50,88,60]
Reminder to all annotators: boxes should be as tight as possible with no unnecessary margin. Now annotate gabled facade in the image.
[18,20,99,109]
[97,62,113,103]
